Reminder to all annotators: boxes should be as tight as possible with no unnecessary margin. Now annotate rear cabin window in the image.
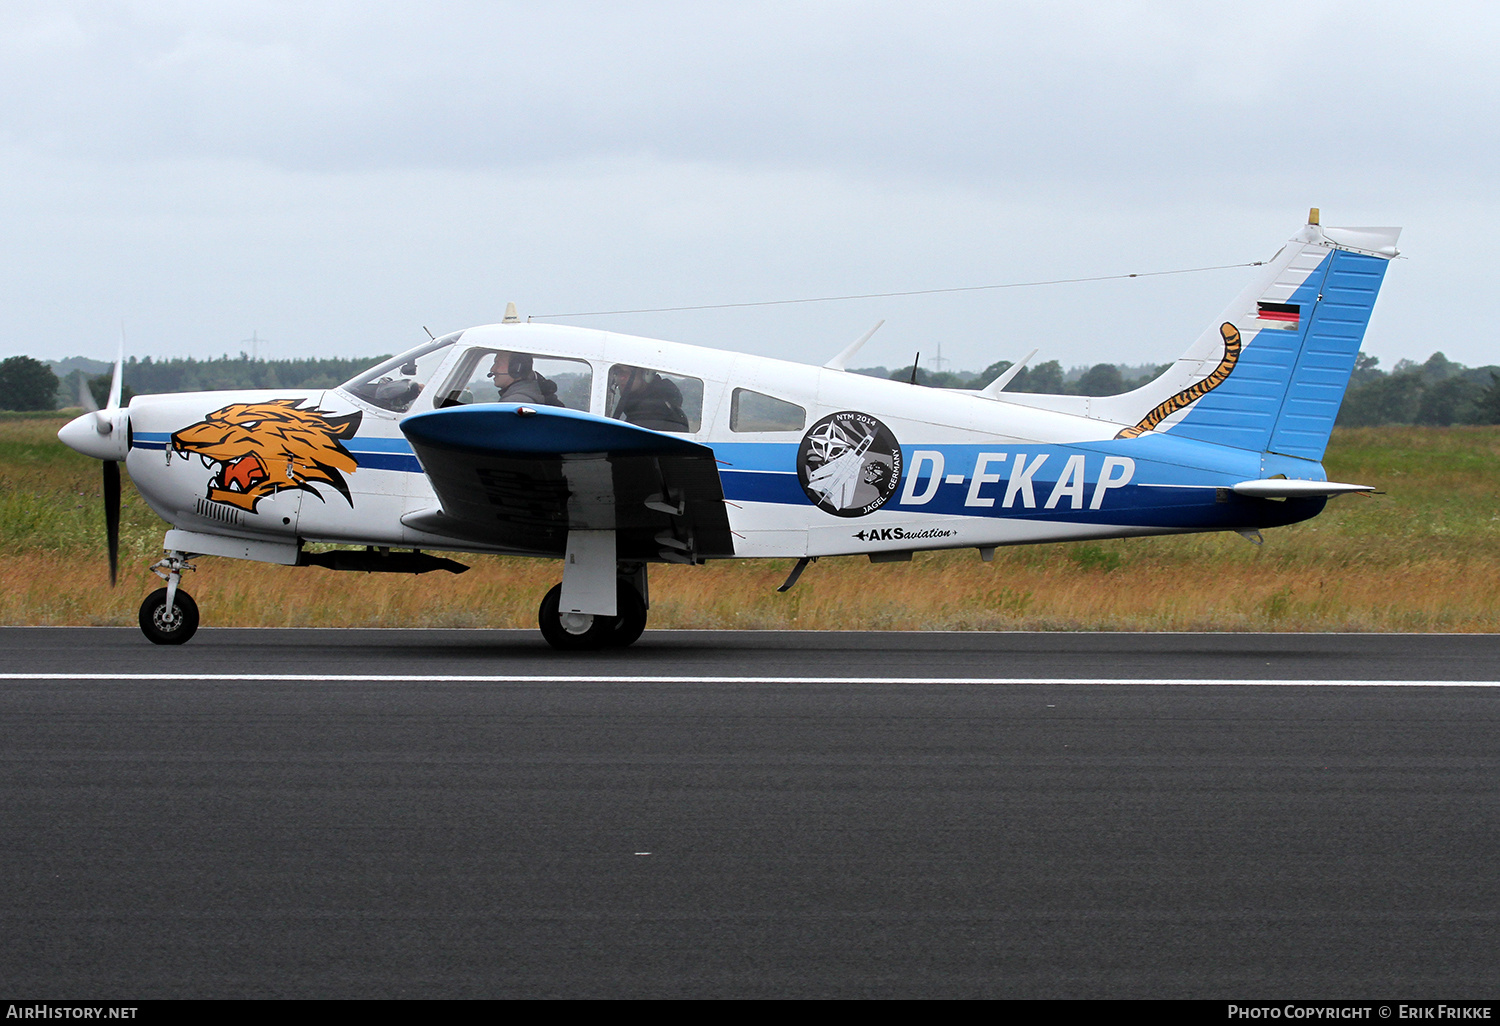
[606,364,703,433]
[730,388,806,432]
[436,350,593,411]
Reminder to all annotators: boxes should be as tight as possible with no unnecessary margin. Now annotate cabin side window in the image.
[435,350,594,411]
[729,388,806,432]
[605,364,703,433]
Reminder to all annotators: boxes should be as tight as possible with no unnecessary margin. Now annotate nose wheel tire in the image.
[139,587,200,645]
[538,581,647,651]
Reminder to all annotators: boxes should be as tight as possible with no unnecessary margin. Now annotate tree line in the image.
[853,359,1168,396]
[854,351,1500,427]
[0,353,388,411]
[1334,352,1500,427]
[3,349,1500,428]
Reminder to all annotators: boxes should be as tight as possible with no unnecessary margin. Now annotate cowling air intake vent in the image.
[195,498,243,527]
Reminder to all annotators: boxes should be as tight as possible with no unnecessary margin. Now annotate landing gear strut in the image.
[140,552,199,645]
[538,580,647,651]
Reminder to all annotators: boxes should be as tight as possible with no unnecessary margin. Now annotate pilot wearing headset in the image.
[487,351,545,404]
[486,351,567,407]
[434,350,570,409]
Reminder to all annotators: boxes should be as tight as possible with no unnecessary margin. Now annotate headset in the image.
[489,352,533,379]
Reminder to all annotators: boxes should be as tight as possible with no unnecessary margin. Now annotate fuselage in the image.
[119,321,1326,563]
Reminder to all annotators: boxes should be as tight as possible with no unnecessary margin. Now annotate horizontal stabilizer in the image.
[399,404,734,559]
[1231,479,1374,498]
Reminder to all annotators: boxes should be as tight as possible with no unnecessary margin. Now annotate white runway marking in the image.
[1,673,1498,687]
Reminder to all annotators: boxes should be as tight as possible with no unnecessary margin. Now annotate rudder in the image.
[1265,248,1390,460]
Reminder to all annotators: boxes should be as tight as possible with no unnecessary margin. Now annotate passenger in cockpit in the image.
[607,365,689,432]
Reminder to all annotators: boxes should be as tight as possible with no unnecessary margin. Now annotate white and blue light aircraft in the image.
[59,212,1399,649]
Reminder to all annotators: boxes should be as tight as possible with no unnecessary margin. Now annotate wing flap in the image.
[400,404,734,559]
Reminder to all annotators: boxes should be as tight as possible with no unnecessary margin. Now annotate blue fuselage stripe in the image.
[134,430,1320,529]
[354,451,425,472]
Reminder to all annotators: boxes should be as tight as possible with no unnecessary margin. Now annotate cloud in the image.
[2,1,1496,192]
[0,2,1491,369]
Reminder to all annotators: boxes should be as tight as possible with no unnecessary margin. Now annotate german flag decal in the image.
[1256,301,1301,329]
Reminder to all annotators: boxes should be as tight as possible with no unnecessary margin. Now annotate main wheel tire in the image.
[538,584,615,651]
[537,581,649,651]
[139,587,200,645]
[607,583,648,648]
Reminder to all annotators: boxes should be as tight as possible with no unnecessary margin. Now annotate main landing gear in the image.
[139,552,198,645]
[536,552,650,652]
[535,533,652,651]
[537,579,647,651]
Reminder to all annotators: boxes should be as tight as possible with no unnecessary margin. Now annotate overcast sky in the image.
[2,1,1494,374]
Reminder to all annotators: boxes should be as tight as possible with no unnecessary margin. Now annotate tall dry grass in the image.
[4,417,1500,631]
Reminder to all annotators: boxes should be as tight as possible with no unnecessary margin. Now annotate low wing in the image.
[399,404,734,561]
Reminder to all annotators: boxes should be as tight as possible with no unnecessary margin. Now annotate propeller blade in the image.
[78,372,100,413]
[107,324,125,411]
[103,460,120,586]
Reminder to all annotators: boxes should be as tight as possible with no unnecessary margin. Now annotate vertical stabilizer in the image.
[1091,216,1400,461]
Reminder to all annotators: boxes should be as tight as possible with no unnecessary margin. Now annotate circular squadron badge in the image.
[797,411,903,517]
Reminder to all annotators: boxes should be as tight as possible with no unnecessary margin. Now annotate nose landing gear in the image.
[140,552,199,645]
[139,587,199,645]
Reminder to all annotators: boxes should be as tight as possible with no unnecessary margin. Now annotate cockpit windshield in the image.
[339,333,461,413]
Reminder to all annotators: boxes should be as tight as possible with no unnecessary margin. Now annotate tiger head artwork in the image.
[170,399,363,512]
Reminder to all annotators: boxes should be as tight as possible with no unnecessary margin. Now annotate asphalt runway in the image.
[3,627,1498,999]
